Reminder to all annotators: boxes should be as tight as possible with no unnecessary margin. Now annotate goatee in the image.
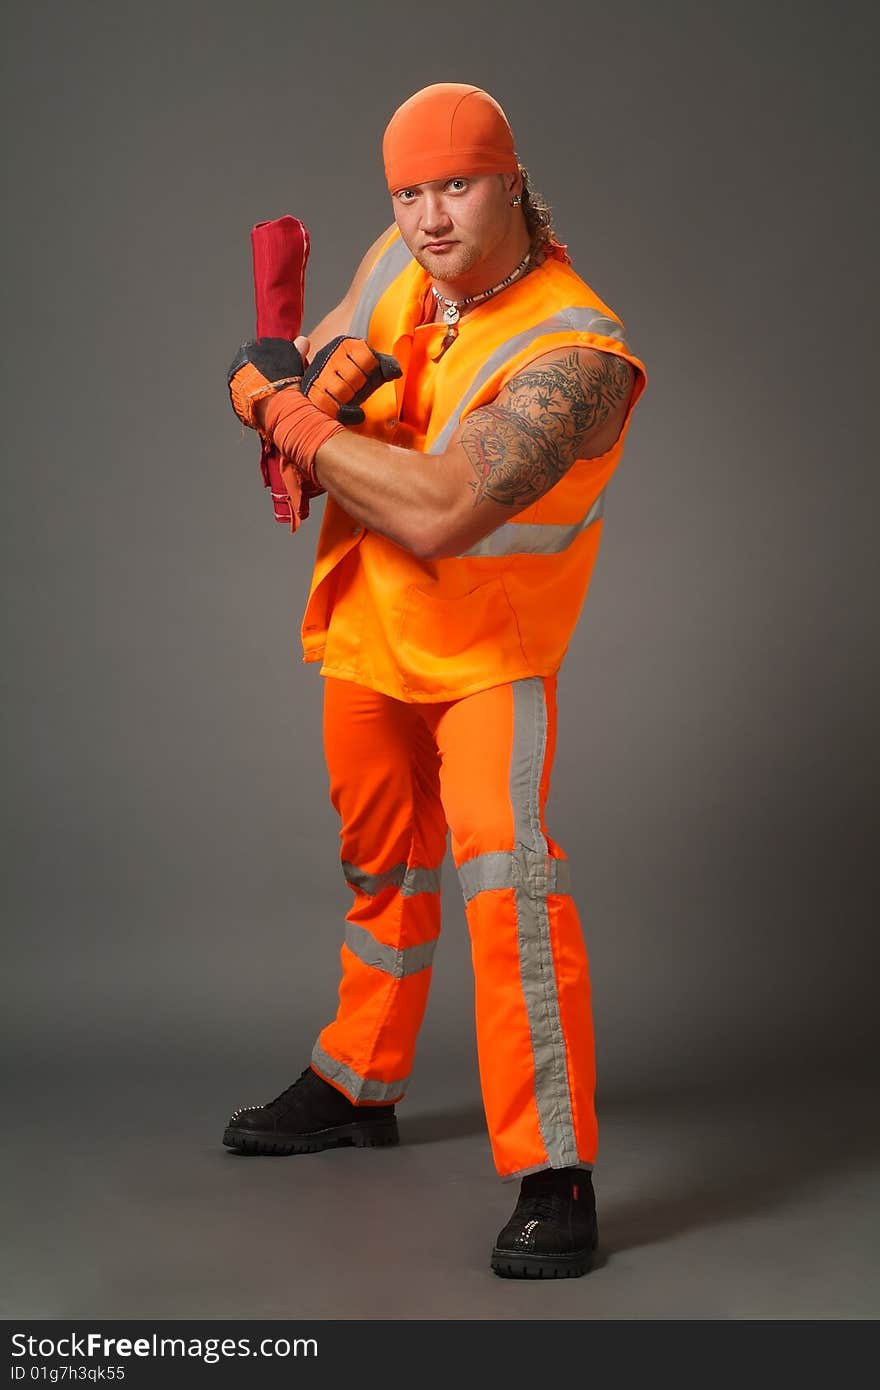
[413,243,482,284]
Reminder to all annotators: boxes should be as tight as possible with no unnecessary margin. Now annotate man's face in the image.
[391,173,514,283]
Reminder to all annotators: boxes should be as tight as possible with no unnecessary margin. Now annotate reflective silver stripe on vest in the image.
[349,236,413,339]
[509,676,579,1169]
[428,307,625,457]
[343,923,438,978]
[457,849,572,903]
[342,860,442,897]
[457,490,606,559]
[311,1041,408,1103]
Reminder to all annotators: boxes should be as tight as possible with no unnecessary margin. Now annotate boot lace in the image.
[264,1068,312,1116]
[516,1193,565,1224]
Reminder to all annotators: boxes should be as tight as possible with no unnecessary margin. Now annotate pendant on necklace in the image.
[432,323,458,363]
[442,303,460,326]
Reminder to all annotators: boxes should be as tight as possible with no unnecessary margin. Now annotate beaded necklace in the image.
[430,250,532,362]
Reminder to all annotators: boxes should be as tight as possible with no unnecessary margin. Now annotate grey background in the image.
[2,0,878,1320]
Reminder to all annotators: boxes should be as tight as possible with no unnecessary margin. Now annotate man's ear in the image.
[504,169,523,200]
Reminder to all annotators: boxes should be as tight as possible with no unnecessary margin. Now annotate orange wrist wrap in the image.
[260,388,346,486]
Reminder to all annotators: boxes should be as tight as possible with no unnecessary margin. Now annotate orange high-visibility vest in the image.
[300,229,647,702]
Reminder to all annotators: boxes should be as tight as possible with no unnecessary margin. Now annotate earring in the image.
[510,194,522,206]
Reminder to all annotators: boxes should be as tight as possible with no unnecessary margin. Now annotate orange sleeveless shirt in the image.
[299,230,647,702]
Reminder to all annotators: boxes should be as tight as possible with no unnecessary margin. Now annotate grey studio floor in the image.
[4,1051,878,1321]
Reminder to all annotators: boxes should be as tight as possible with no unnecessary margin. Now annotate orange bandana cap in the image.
[383,83,518,192]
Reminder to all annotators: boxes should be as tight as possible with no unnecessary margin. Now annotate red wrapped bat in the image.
[250,216,314,529]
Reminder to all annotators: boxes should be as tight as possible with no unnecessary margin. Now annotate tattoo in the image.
[460,349,634,508]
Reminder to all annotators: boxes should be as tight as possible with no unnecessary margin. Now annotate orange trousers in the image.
[312,673,597,1180]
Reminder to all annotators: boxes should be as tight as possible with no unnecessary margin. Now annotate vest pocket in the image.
[396,575,527,696]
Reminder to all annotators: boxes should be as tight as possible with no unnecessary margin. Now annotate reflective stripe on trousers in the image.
[314,673,597,1176]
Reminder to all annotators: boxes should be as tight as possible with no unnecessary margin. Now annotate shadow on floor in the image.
[597,1076,880,1256]
[397,1106,487,1145]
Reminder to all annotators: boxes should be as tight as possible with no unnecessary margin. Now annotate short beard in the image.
[412,241,483,284]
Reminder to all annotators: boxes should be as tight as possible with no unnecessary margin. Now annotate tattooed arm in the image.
[450,347,634,551]
[305,346,634,558]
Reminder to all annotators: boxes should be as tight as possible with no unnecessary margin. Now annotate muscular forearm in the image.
[311,431,458,556]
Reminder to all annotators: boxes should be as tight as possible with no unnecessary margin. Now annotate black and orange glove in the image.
[227,337,304,430]
[227,337,341,491]
[301,335,402,423]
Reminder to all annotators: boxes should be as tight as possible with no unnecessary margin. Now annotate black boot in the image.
[222,1066,399,1155]
[491,1166,598,1279]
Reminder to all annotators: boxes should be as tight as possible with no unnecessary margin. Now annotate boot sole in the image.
[490,1232,599,1280]
[222,1117,399,1155]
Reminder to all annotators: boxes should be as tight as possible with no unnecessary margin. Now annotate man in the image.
[225,82,646,1280]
